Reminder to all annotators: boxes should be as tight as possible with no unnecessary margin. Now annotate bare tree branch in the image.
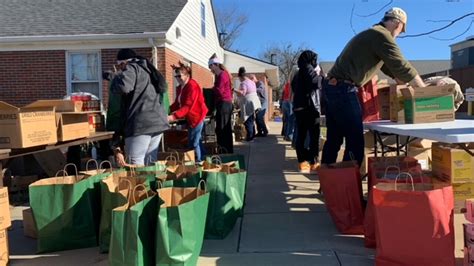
[400,12,474,38]
[429,19,474,41]
[354,0,392,18]
[215,5,249,49]
[259,43,312,90]
[427,19,452,23]
[350,4,357,35]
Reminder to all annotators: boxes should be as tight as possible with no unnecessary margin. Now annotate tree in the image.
[214,5,249,49]
[260,43,313,92]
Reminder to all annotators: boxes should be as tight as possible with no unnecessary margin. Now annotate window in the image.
[67,51,101,98]
[200,2,206,37]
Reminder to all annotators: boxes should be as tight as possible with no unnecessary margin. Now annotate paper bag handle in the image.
[116,178,132,194]
[197,179,207,196]
[216,146,228,154]
[168,150,181,162]
[55,169,68,177]
[394,172,415,191]
[63,163,79,178]
[383,165,400,179]
[157,180,163,190]
[209,155,222,165]
[165,155,177,165]
[85,159,99,171]
[347,151,358,167]
[132,184,149,205]
[99,160,113,172]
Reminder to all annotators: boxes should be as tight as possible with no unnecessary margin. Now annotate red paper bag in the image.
[367,156,419,194]
[373,176,454,266]
[364,167,431,248]
[358,77,380,122]
[317,161,364,235]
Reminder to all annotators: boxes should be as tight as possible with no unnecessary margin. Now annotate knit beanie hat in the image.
[117,48,137,60]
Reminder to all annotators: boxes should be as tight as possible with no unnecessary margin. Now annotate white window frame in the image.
[200,2,206,38]
[66,50,103,99]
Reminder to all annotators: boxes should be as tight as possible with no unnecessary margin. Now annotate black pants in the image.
[294,108,320,164]
[215,101,234,153]
[255,108,268,136]
[244,113,256,141]
[321,81,364,167]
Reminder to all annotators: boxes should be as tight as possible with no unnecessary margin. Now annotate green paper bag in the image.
[98,171,152,253]
[109,184,158,266]
[155,182,209,266]
[202,167,247,239]
[29,164,109,253]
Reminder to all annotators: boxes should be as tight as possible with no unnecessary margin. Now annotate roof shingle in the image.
[0,0,187,37]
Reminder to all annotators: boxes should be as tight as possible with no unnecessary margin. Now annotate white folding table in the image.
[364,120,474,157]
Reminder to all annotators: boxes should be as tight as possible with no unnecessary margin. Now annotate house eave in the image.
[0,32,167,43]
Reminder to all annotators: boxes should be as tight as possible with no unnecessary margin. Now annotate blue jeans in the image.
[188,122,205,162]
[321,80,364,167]
[281,100,295,139]
[255,108,268,135]
[244,113,256,141]
[125,133,163,166]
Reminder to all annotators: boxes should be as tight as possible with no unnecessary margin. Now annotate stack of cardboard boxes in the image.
[0,99,99,149]
[431,143,474,213]
[388,84,456,124]
[0,186,11,265]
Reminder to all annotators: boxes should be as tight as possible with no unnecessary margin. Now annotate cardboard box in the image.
[0,188,10,231]
[0,101,57,149]
[389,85,407,123]
[56,113,90,142]
[432,142,474,183]
[407,139,433,170]
[22,208,37,239]
[28,100,83,112]
[378,85,390,120]
[401,85,455,124]
[0,230,8,265]
[88,113,104,132]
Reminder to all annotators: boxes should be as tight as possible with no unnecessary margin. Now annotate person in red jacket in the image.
[168,62,209,161]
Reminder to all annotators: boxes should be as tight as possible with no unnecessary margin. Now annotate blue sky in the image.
[213,0,474,62]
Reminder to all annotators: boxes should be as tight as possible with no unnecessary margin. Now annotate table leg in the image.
[457,143,474,157]
[396,135,400,156]
[373,130,378,158]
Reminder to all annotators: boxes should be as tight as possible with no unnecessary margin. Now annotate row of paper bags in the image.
[317,156,455,266]
[28,153,247,266]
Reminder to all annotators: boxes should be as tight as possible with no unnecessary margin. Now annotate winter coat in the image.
[111,58,169,137]
[170,79,209,128]
[291,50,322,113]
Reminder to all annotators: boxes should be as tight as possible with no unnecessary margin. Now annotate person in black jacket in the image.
[291,50,322,173]
[110,48,169,166]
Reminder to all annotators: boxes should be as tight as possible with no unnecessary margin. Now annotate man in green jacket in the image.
[321,7,426,167]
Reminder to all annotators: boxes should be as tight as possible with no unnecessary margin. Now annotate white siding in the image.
[166,0,223,68]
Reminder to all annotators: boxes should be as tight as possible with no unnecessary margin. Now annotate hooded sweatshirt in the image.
[291,50,322,112]
[111,58,170,137]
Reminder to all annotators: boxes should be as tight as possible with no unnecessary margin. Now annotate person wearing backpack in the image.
[110,48,169,166]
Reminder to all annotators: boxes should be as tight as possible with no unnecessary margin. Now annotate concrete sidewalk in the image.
[198,122,374,265]
[6,121,467,265]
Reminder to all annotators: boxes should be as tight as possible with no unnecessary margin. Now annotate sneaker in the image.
[298,162,311,173]
[310,163,321,173]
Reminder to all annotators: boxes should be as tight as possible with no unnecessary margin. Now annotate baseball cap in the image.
[384,7,407,32]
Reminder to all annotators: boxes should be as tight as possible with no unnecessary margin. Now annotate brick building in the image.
[0,0,221,107]
[450,37,474,113]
